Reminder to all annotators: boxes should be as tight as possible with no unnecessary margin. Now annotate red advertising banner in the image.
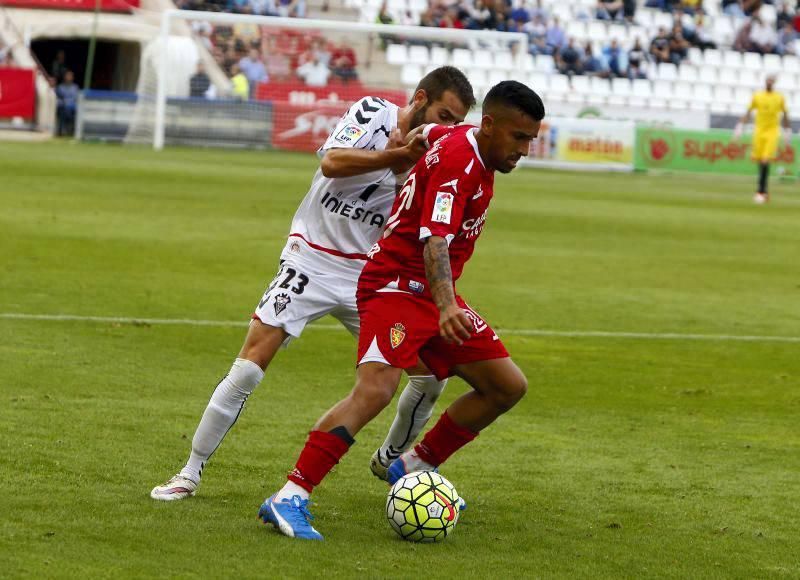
[272,102,348,153]
[256,81,407,108]
[0,0,138,12]
[0,67,36,120]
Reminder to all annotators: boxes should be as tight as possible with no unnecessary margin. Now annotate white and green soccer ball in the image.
[386,471,460,543]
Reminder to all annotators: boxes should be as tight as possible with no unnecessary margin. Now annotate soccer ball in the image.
[386,471,461,543]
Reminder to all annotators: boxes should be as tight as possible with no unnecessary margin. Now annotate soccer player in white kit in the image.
[151,67,475,501]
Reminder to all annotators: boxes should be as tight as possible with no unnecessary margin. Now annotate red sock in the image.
[287,430,352,493]
[415,412,478,467]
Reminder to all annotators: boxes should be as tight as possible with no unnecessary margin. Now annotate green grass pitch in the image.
[1,141,799,578]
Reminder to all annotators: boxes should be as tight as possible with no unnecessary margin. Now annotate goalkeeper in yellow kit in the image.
[734,75,792,204]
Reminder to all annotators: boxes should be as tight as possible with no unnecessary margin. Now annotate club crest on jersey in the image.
[334,123,366,145]
[390,323,406,349]
[432,191,454,224]
[273,293,291,316]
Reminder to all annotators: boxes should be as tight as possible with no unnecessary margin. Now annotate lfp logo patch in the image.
[432,191,454,223]
[334,123,366,145]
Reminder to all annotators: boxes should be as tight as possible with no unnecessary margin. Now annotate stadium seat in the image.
[636,9,654,28]
[678,64,699,83]
[587,21,608,43]
[450,48,472,69]
[739,69,760,89]
[718,67,738,86]
[734,86,752,104]
[551,3,572,21]
[703,49,722,67]
[712,17,735,46]
[742,52,763,70]
[713,85,735,105]
[656,62,678,81]
[722,50,742,69]
[386,44,408,66]
[528,72,549,93]
[469,69,489,91]
[566,21,587,41]
[653,11,673,30]
[653,79,674,98]
[589,76,611,96]
[429,46,449,66]
[632,78,652,98]
[674,81,693,101]
[687,47,703,66]
[487,69,509,87]
[521,53,536,72]
[784,55,800,74]
[535,54,555,73]
[401,63,423,86]
[760,2,777,24]
[408,45,430,66]
[698,65,719,84]
[494,51,514,71]
[549,74,570,96]
[611,77,632,97]
[763,54,782,74]
[571,75,591,94]
[693,84,713,104]
[473,50,494,69]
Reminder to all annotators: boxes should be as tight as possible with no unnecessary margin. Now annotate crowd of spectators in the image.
[175,0,306,18]
[190,19,361,98]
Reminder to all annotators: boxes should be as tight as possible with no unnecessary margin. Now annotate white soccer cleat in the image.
[150,474,198,501]
[370,449,390,482]
[753,193,767,204]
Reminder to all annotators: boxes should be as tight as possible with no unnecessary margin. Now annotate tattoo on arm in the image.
[424,236,456,311]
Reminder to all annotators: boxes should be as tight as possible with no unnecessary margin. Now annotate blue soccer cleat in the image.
[258,494,323,541]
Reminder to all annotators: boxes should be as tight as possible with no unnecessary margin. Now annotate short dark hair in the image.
[483,81,545,121]
[413,66,476,110]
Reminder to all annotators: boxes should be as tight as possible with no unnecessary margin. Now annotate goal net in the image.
[123,10,529,151]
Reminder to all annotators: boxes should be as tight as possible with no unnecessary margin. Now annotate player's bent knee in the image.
[353,363,402,412]
[491,369,528,412]
[238,320,288,369]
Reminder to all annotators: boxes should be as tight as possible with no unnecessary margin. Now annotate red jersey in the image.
[360,124,495,300]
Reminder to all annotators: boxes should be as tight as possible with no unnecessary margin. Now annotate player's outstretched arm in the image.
[320,133,428,178]
[424,236,472,345]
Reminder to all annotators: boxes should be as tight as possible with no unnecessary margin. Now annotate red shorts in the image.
[356,291,509,380]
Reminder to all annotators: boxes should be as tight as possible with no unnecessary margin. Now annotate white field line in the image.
[2,312,800,343]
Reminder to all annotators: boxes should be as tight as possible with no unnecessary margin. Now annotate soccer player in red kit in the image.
[259,81,545,540]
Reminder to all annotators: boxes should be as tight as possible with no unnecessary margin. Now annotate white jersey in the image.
[280,96,401,281]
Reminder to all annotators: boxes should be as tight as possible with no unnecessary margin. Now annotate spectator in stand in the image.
[296,53,331,87]
[723,0,746,18]
[496,14,521,33]
[669,23,691,64]
[56,70,79,137]
[51,50,68,84]
[277,0,306,17]
[439,7,465,28]
[466,0,494,29]
[777,21,798,54]
[650,27,672,64]
[230,63,249,99]
[748,13,778,53]
[691,14,718,49]
[680,0,701,15]
[528,0,548,21]
[597,0,635,22]
[250,0,277,15]
[524,14,549,55]
[557,37,583,76]
[626,38,649,79]
[602,38,625,77]
[546,16,567,54]
[264,36,291,80]
[508,2,530,24]
[583,41,605,75]
[330,41,358,82]
[596,0,623,20]
[227,0,250,13]
[776,1,794,30]
[238,47,268,96]
[189,61,211,98]
[299,38,331,67]
[733,16,753,50]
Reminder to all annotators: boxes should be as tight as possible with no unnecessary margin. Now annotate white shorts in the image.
[252,256,361,345]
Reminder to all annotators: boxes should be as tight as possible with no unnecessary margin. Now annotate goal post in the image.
[126,9,529,151]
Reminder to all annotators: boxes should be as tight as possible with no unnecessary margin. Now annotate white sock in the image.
[180,358,264,482]
[275,480,310,502]
[376,375,447,466]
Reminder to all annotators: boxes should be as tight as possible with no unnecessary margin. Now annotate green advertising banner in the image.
[635,127,800,176]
